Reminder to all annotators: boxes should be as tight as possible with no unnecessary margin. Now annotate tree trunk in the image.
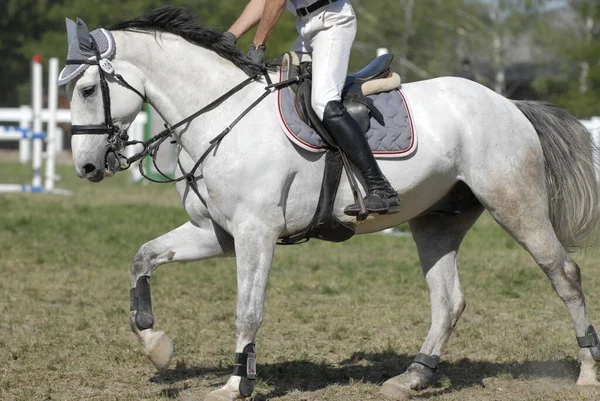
[490,4,506,95]
[399,0,415,77]
[579,14,594,93]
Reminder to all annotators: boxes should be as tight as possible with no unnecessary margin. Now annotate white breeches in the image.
[291,0,357,120]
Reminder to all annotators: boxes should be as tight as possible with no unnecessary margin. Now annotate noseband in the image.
[66,35,145,154]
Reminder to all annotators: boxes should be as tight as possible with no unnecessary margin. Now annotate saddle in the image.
[276,53,402,245]
[281,52,401,147]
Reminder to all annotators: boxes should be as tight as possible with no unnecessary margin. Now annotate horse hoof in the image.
[380,376,412,400]
[204,386,243,401]
[204,377,243,401]
[577,378,600,386]
[203,388,236,401]
[140,329,173,371]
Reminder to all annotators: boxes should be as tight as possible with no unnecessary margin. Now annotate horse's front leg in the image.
[205,219,280,401]
[130,220,234,370]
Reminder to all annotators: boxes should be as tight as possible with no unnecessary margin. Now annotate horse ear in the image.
[75,17,93,51]
[66,18,77,48]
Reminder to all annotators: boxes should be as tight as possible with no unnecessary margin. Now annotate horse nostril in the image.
[83,164,96,174]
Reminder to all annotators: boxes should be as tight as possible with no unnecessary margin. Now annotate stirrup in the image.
[344,191,401,216]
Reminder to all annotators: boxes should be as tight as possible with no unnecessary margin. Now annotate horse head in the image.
[60,18,145,182]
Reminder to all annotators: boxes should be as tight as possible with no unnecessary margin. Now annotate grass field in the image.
[0,159,599,401]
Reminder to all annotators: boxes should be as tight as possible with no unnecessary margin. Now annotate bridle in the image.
[66,35,145,155]
[66,36,307,197]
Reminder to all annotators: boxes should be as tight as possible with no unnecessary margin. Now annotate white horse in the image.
[62,7,600,401]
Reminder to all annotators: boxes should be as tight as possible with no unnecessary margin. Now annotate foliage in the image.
[532,0,600,117]
[1,0,599,117]
[351,0,482,80]
[1,0,53,106]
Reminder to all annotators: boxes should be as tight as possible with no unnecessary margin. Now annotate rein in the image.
[67,40,307,201]
[129,72,307,204]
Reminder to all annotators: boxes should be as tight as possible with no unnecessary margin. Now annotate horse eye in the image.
[82,86,96,98]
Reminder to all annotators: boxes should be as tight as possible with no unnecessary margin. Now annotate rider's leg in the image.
[322,101,400,215]
[307,1,400,215]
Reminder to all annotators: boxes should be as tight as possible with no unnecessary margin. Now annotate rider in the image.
[223,0,400,216]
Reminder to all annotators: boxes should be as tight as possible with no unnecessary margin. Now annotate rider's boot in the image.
[322,100,400,216]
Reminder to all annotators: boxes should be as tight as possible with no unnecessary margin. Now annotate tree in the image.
[2,0,598,117]
[531,0,600,117]
[1,0,53,106]
[453,0,549,95]
[0,0,298,107]
[352,0,482,82]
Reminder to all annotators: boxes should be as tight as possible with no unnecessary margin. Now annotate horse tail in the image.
[513,100,599,252]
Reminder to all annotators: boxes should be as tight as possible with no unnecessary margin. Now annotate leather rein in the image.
[66,37,306,198]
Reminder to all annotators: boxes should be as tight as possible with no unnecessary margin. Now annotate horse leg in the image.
[381,203,484,398]
[204,220,279,401]
[471,157,600,386]
[130,220,234,371]
[490,210,599,385]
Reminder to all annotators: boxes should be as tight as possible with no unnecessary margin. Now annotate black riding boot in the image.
[322,100,400,216]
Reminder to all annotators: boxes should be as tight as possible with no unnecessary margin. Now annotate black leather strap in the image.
[65,60,145,101]
[70,124,113,135]
[413,353,440,370]
[577,325,599,348]
[297,0,338,17]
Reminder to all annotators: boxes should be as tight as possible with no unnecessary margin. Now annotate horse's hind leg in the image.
[471,157,600,386]
[491,213,599,385]
[381,199,484,399]
[130,220,234,370]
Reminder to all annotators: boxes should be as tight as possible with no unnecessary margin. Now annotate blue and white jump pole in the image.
[0,56,68,194]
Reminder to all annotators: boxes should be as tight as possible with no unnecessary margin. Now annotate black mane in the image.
[110,6,262,77]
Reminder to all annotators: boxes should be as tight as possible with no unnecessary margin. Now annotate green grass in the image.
[0,160,599,400]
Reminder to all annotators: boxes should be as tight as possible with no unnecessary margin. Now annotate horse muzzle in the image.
[81,163,105,182]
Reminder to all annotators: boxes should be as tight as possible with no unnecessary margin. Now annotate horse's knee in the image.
[131,243,158,278]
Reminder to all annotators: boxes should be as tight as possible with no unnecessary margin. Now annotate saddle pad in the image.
[275,69,417,158]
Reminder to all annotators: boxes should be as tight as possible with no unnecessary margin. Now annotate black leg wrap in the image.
[414,353,440,371]
[130,287,138,311]
[134,276,154,330]
[233,344,256,397]
[577,325,599,348]
[411,353,440,387]
[577,325,600,360]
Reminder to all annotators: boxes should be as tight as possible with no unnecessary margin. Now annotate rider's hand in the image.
[222,31,237,45]
[246,43,266,66]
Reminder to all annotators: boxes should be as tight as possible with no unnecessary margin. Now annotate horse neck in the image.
[113,31,262,138]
